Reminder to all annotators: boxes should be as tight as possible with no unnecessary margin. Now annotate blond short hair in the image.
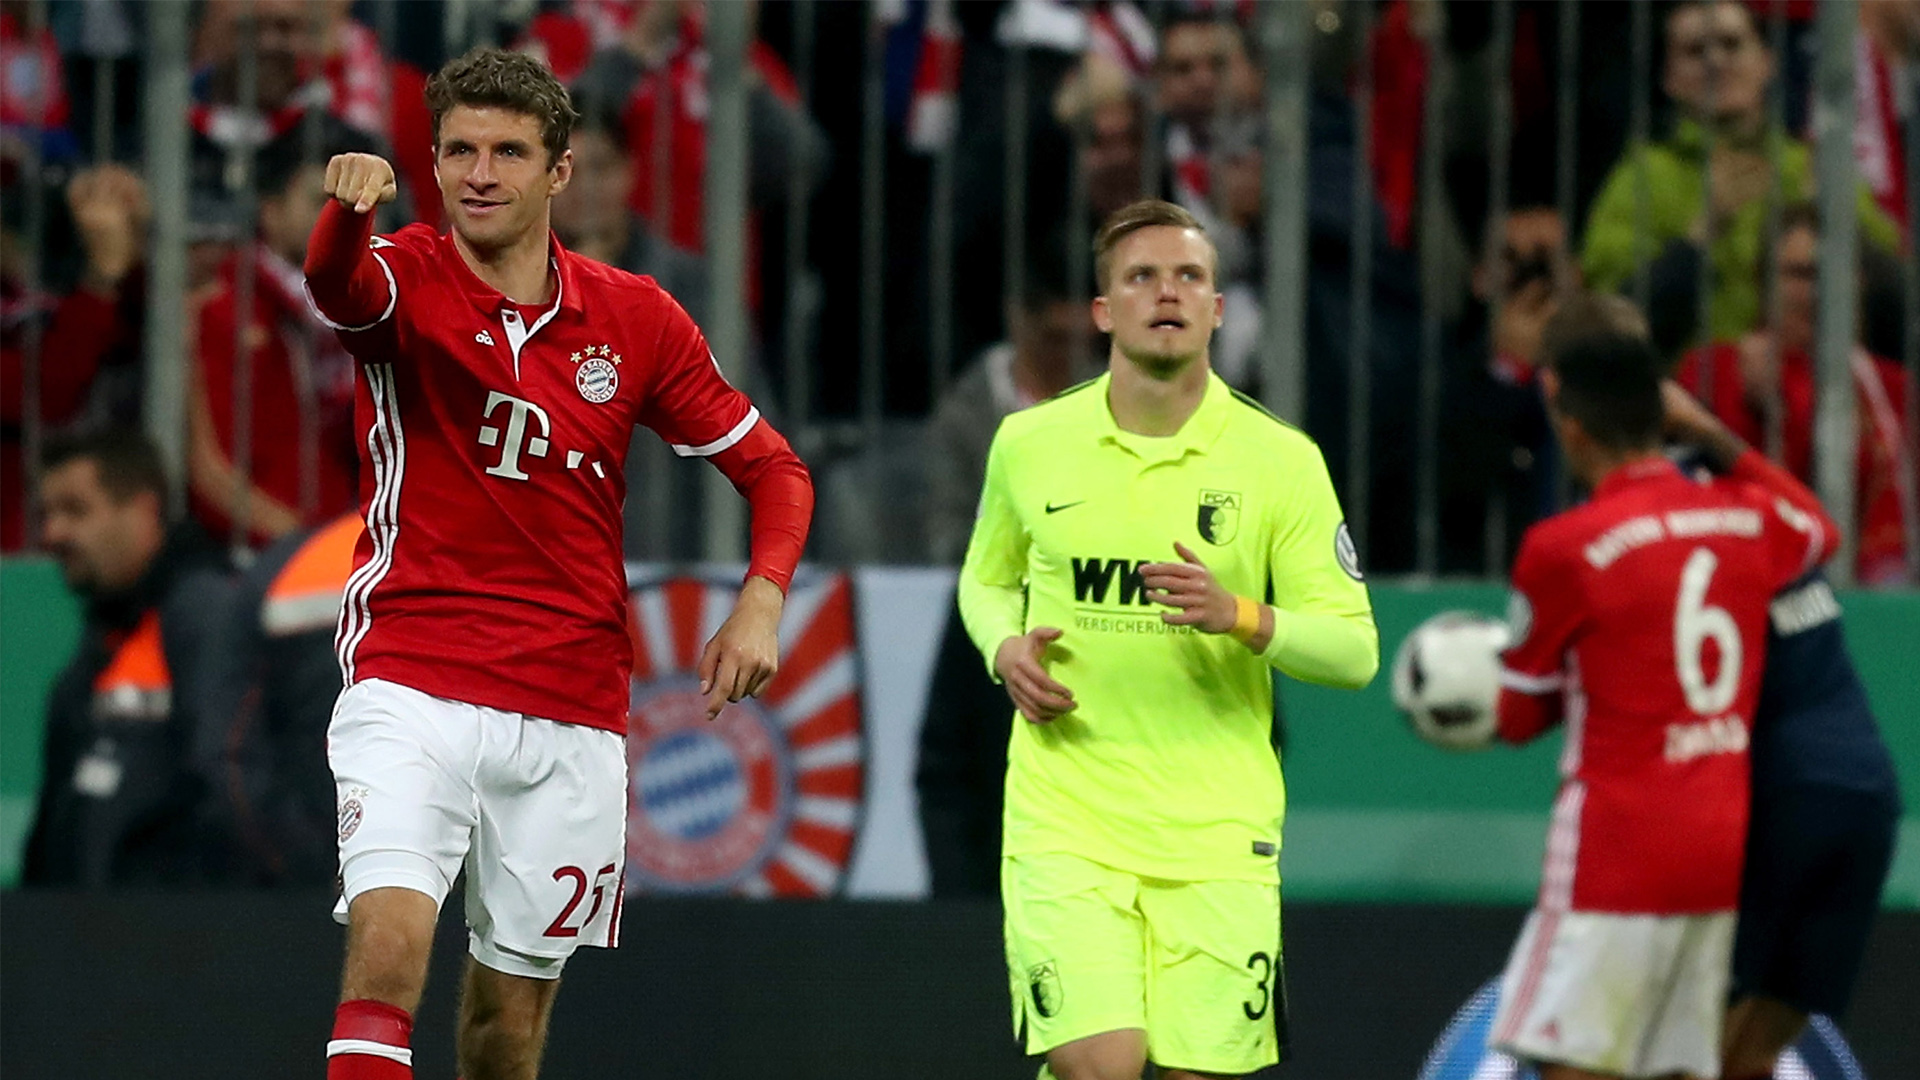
[1092,199,1215,291]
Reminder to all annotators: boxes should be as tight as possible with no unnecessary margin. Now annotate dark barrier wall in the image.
[2,893,1915,1080]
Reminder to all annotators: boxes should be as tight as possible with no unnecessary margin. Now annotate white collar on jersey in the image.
[500,258,564,378]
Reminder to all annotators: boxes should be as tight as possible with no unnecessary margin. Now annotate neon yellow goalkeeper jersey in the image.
[958,371,1378,883]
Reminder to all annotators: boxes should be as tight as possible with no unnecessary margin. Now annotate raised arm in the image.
[1660,380,1840,573]
[302,154,398,332]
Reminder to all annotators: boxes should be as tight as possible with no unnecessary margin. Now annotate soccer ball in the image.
[1391,611,1512,751]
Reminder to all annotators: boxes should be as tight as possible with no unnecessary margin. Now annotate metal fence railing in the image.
[2,0,1913,584]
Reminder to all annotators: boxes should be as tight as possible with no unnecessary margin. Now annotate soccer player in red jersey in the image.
[301,50,812,1080]
[1488,294,1838,1080]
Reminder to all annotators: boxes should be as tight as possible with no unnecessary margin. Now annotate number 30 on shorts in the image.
[544,863,619,938]
[1243,951,1275,1020]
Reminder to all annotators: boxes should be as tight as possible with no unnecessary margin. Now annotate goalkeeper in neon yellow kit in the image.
[958,200,1378,1080]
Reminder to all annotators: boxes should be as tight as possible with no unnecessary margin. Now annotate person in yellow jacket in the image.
[1581,0,1898,349]
[957,199,1378,1080]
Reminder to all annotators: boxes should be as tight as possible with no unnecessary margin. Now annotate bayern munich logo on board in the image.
[623,571,866,896]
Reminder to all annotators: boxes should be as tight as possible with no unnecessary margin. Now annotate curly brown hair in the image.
[426,48,579,165]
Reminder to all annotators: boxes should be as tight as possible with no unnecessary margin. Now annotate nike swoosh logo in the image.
[1045,501,1086,514]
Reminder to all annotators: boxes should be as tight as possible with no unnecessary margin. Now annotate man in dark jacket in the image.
[23,429,229,885]
[197,512,358,885]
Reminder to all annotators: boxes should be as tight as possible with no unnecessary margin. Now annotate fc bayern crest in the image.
[624,571,866,896]
[572,344,621,403]
[337,787,367,843]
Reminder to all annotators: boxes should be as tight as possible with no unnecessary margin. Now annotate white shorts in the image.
[1490,908,1736,1079]
[328,678,629,980]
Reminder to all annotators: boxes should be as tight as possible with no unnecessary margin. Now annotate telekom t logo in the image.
[478,391,552,480]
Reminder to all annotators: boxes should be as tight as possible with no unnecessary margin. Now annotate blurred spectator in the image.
[311,0,438,227]
[551,107,712,324]
[543,0,684,97]
[0,0,75,164]
[1052,52,1148,227]
[1197,94,1425,571]
[1,165,150,551]
[887,0,962,155]
[1085,0,1158,80]
[940,4,1083,389]
[1856,0,1918,230]
[186,140,363,550]
[926,253,1094,566]
[574,0,829,256]
[1675,203,1916,587]
[1363,0,1431,251]
[1204,111,1266,391]
[188,1,411,245]
[515,0,645,85]
[197,512,358,885]
[1155,8,1259,220]
[190,0,335,188]
[1582,0,1899,350]
[23,429,230,886]
[1439,204,1574,573]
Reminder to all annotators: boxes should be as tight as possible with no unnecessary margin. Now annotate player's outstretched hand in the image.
[697,575,784,721]
[1140,542,1236,632]
[993,627,1076,724]
[324,153,398,214]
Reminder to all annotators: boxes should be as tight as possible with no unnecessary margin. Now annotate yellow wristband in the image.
[1228,595,1261,642]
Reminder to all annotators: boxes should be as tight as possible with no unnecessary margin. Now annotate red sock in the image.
[327,999,413,1079]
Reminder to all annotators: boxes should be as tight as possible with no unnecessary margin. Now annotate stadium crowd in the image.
[1,0,1915,888]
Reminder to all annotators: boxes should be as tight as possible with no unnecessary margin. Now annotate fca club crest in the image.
[1198,489,1241,545]
[572,344,622,403]
[624,571,866,896]
[1028,961,1063,1018]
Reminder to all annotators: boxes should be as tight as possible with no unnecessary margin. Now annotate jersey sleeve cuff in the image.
[671,407,760,458]
[1499,667,1565,695]
[302,252,397,332]
[1258,605,1297,666]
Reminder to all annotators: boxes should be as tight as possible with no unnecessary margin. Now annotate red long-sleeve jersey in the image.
[1496,451,1836,914]
[303,202,811,732]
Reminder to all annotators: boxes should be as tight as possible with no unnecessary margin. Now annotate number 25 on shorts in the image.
[544,863,620,939]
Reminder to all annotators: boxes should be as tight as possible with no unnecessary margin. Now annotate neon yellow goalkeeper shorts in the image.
[1001,851,1286,1074]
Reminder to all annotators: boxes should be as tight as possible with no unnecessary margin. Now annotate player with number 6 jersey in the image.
[1488,295,1837,1080]
[302,50,811,1080]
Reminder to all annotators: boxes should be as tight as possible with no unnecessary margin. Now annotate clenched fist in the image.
[324,153,397,214]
